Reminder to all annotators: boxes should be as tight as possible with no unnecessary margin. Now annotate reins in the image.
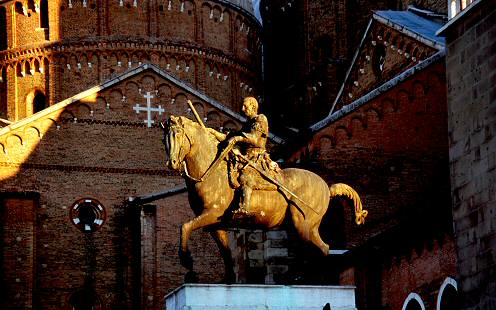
[170,123,204,183]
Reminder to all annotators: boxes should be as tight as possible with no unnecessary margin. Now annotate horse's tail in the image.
[329,183,368,225]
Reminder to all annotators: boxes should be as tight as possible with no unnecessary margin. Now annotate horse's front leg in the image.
[210,230,235,284]
[179,209,222,271]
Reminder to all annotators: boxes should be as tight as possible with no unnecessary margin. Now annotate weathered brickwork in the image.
[0,0,262,122]
[335,20,439,112]
[261,0,398,129]
[291,61,449,242]
[287,60,456,308]
[442,1,496,309]
[0,1,466,310]
[261,0,447,130]
[0,67,242,309]
[0,194,37,310]
[380,235,457,310]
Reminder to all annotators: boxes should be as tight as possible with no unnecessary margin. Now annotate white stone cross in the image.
[133,91,165,127]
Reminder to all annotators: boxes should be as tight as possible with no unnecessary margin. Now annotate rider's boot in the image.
[234,186,254,217]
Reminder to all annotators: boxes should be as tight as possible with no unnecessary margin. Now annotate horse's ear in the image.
[177,116,184,126]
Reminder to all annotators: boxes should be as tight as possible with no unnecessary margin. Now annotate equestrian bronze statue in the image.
[162,97,368,282]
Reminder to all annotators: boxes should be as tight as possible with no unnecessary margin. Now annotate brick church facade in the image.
[0,0,263,309]
[1,0,494,309]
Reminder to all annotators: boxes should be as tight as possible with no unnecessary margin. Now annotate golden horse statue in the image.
[163,115,367,282]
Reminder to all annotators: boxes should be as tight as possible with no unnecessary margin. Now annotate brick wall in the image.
[0,194,38,310]
[286,60,455,308]
[59,1,99,38]
[443,1,496,309]
[381,235,457,310]
[290,61,450,247]
[336,21,438,112]
[261,0,404,129]
[403,0,447,13]
[0,0,263,122]
[0,68,242,309]
[261,0,447,131]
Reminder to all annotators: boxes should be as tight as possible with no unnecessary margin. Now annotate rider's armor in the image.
[229,114,281,213]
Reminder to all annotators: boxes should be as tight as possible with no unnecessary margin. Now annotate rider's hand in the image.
[231,136,243,143]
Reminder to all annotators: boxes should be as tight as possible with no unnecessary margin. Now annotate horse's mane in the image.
[175,115,219,144]
[177,115,199,127]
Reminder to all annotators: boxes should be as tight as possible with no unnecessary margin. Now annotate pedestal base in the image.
[165,284,357,310]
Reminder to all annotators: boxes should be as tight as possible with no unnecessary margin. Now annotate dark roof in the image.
[310,50,445,132]
[374,10,445,48]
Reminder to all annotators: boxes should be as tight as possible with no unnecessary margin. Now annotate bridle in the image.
[164,122,200,182]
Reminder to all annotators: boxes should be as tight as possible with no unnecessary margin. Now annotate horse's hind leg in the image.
[291,208,330,256]
[309,226,330,256]
[210,230,235,284]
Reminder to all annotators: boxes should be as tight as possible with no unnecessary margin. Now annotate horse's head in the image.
[162,115,192,171]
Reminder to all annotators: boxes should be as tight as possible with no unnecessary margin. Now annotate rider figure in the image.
[208,97,277,216]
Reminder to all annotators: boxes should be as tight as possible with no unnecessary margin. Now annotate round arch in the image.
[25,89,46,116]
[437,277,458,310]
[402,292,426,310]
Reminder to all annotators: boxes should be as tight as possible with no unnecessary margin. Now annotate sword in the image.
[187,100,206,128]
[186,99,316,216]
[198,140,236,182]
[186,99,233,182]
[236,153,319,216]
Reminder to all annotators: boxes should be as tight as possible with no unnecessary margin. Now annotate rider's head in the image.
[242,97,258,118]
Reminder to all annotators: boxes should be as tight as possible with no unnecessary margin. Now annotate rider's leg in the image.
[236,172,254,214]
[241,185,253,213]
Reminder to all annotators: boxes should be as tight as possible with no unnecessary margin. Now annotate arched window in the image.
[14,2,24,15]
[402,293,426,310]
[0,7,7,50]
[437,277,459,310]
[25,61,31,75]
[33,92,46,113]
[16,63,23,77]
[450,0,458,18]
[33,59,40,73]
[27,0,36,11]
[372,44,386,77]
[40,0,49,35]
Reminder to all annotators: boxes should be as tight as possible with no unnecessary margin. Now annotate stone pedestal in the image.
[165,284,357,310]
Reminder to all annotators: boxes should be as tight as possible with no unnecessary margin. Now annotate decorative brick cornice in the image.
[0,39,259,74]
[62,118,160,128]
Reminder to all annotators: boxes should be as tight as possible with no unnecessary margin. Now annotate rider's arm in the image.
[207,127,227,141]
[236,115,267,148]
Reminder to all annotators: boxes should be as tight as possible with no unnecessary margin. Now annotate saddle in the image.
[227,149,281,190]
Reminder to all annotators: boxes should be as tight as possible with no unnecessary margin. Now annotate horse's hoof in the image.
[184,271,199,283]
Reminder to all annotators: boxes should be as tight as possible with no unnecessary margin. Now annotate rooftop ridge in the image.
[310,49,446,133]
[0,62,285,143]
